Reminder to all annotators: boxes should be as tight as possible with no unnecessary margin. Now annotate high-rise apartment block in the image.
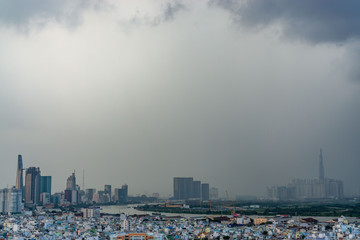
[0,187,22,213]
[201,183,210,201]
[193,181,201,199]
[114,184,128,204]
[173,177,210,200]
[173,177,194,200]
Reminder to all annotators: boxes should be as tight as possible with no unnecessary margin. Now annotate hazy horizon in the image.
[1,0,360,199]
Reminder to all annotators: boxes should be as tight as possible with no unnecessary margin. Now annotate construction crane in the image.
[225,190,235,215]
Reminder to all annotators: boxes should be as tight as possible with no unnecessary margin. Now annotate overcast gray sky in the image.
[1,0,360,198]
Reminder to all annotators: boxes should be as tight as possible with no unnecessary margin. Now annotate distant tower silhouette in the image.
[66,171,76,190]
[319,149,325,183]
[16,155,23,190]
[82,169,85,191]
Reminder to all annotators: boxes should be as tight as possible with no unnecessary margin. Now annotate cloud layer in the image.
[210,0,360,44]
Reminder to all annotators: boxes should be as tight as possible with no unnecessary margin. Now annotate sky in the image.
[1,0,360,198]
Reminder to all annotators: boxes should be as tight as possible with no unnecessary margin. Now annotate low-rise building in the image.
[82,206,100,218]
[253,217,267,225]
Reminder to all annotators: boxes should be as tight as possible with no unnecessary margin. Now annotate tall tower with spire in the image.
[16,155,23,190]
[319,149,325,183]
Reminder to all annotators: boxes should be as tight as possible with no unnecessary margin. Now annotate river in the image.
[100,204,360,222]
[101,204,209,218]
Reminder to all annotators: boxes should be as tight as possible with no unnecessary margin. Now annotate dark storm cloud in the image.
[130,0,186,26]
[0,0,106,29]
[209,0,360,44]
[207,0,360,194]
[163,0,186,21]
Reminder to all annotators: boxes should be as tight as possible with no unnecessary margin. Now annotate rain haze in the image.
[1,0,360,198]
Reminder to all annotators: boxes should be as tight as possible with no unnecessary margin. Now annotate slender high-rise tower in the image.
[16,155,23,190]
[319,149,325,183]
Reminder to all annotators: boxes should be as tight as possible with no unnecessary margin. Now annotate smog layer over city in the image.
[1,0,360,201]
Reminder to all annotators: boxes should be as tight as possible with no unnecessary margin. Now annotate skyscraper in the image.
[104,185,112,201]
[25,167,41,208]
[65,172,78,205]
[16,155,23,190]
[193,181,201,199]
[114,184,128,204]
[64,189,78,204]
[66,171,76,190]
[86,188,96,203]
[16,154,25,201]
[173,177,194,200]
[201,183,210,201]
[40,176,52,195]
[120,184,128,203]
[319,149,325,183]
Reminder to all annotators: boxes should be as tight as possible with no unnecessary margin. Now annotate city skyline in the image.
[267,149,344,200]
[8,150,346,199]
[1,1,360,197]
[12,154,132,196]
